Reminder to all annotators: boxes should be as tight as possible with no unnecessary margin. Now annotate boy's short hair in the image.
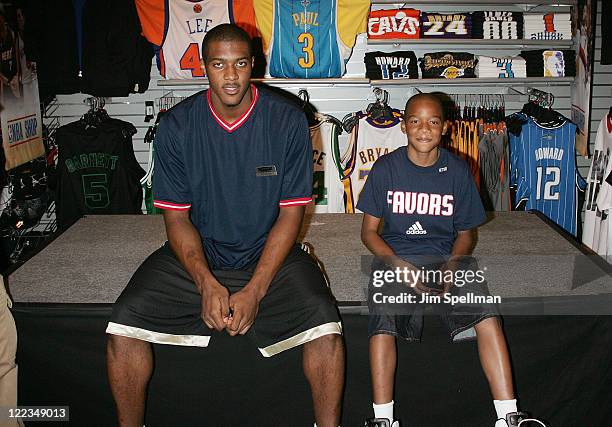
[404,93,446,122]
[201,24,253,63]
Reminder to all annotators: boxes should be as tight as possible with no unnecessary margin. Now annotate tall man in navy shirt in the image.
[106,24,344,427]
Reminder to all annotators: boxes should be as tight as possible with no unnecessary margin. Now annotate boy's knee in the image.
[474,316,501,333]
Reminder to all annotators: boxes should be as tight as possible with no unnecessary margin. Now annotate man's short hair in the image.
[201,24,252,63]
[404,93,446,122]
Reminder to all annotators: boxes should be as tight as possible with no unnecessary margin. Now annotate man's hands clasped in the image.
[200,279,261,336]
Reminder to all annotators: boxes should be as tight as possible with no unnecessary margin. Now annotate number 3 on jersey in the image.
[180,43,205,77]
[298,33,314,68]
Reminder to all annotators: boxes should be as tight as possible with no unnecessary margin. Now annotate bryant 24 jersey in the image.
[254,0,369,78]
[342,111,406,213]
[510,116,585,236]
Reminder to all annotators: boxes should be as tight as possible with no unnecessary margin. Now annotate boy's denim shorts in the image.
[367,255,500,342]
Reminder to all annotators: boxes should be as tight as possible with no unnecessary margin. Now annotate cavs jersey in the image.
[135,0,258,79]
[342,111,406,213]
[510,115,585,236]
[367,8,420,40]
[308,115,344,213]
[253,0,369,78]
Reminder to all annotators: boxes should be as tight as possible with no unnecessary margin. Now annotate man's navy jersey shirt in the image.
[357,147,486,264]
[153,85,313,269]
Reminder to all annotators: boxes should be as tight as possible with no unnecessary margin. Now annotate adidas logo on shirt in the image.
[406,221,427,235]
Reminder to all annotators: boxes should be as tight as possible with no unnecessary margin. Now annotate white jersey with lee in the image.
[160,0,231,79]
[590,115,612,258]
[308,117,345,213]
[342,112,406,213]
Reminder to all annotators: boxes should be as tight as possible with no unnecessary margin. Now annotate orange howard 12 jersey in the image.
[368,8,420,39]
[342,111,406,213]
[135,0,258,79]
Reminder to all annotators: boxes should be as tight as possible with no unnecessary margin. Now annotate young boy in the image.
[357,93,544,427]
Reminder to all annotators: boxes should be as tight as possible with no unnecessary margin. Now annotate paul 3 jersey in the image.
[254,0,369,78]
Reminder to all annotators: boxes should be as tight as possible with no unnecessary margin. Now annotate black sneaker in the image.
[364,418,400,427]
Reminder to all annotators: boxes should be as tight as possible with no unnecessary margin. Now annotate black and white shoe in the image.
[364,418,400,427]
[498,412,547,427]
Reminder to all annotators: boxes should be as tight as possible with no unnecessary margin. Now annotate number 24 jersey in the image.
[254,0,369,78]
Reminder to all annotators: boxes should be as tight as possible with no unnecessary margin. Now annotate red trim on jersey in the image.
[207,85,259,133]
[279,197,312,207]
[607,113,612,133]
[160,49,166,78]
[153,200,191,211]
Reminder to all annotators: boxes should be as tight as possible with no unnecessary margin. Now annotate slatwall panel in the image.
[48,1,609,225]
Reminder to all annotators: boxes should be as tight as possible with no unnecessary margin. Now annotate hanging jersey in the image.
[342,111,406,213]
[135,0,258,79]
[308,117,344,213]
[510,116,584,236]
[584,115,612,253]
[253,0,369,78]
[55,119,146,230]
[420,12,472,39]
[367,8,420,40]
[478,126,512,211]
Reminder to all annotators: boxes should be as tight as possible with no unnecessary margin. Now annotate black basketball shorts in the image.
[106,242,342,357]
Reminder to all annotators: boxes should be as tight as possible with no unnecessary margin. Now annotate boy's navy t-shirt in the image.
[357,147,486,265]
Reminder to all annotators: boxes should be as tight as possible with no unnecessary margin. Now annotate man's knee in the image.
[107,334,149,359]
[306,333,343,354]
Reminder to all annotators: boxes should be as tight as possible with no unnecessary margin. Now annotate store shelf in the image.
[158,76,574,88]
[157,78,371,87]
[370,76,575,86]
[367,39,574,49]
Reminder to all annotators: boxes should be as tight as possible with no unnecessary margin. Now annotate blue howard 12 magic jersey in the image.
[510,115,585,236]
